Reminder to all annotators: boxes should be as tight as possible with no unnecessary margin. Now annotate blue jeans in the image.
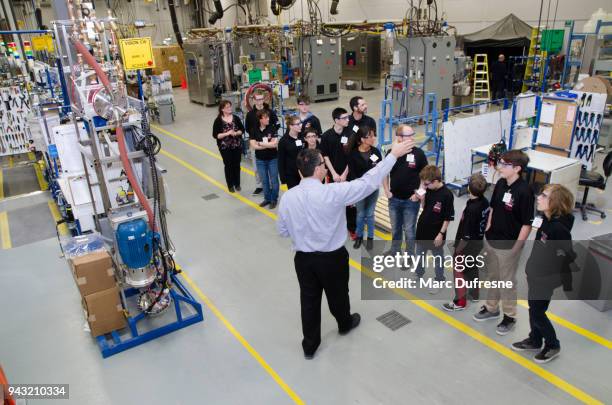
[388,197,420,254]
[415,242,446,281]
[356,190,379,238]
[256,158,279,203]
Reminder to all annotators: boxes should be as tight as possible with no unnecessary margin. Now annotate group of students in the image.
[212,90,576,364]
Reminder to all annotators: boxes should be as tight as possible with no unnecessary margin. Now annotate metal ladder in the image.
[472,54,491,103]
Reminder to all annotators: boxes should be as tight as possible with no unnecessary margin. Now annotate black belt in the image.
[297,246,345,256]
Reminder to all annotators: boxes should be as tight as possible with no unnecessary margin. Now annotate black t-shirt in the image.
[486,177,535,249]
[251,126,278,161]
[526,214,575,279]
[278,133,304,183]
[348,113,377,135]
[386,147,428,200]
[454,196,490,255]
[347,147,383,180]
[416,185,455,240]
[299,114,322,137]
[245,105,279,136]
[320,127,351,177]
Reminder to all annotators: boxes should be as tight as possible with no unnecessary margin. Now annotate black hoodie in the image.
[525,213,576,287]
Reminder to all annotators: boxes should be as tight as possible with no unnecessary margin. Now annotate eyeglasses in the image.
[305,134,317,138]
[497,161,514,168]
[291,122,302,126]
[423,181,432,187]
[338,116,350,120]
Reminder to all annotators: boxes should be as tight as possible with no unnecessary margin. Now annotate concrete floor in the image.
[1,88,611,404]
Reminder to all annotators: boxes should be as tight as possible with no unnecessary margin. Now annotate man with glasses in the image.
[321,107,355,238]
[473,150,534,336]
[296,95,322,137]
[246,90,280,195]
[277,138,415,360]
[383,125,428,255]
[348,96,377,136]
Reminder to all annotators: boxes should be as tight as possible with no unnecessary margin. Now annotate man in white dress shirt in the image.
[277,138,414,359]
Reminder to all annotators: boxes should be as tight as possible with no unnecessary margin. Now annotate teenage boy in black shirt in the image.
[443,173,490,311]
[383,124,428,255]
[414,165,455,293]
[296,95,322,137]
[348,96,377,136]
[473,150,534,336]
[321,107,357,239]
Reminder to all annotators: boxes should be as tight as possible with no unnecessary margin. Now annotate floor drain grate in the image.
[202,193,219,201]
[376,310,411,331]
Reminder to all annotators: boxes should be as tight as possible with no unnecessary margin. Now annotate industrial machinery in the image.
[46,0,202,357]
[297,36,340,102]
[391,35,456,116]
[341,33,382,90]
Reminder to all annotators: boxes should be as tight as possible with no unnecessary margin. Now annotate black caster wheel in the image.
[601,213,606,219]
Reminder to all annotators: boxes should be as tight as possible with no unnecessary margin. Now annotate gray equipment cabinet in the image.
[341,33,382,90]
[183,39,217,106]
[300,36,340,102]
[392,36,456,116]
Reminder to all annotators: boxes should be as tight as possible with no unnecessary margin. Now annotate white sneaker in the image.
[429,286,441,295]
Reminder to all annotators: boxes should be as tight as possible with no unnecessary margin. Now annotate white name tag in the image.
[416,188,426,196]
[502,192,512,203]
[295,140,303,147]
[370,154,379,162]
[353,125,359,133]
[481,162,489,176]
[532,216,543,228]
[341,136,348,144]
[262,137,270,144]
[406,153,415,163]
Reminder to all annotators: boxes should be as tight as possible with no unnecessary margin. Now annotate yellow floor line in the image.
[34,161,48,191]
[152,124,391,241]
[0,211,11,249]
[8,156,13,168]
[178,269,304,405]
[517,300,612,350]
[47,200,69,236]
[159,146,603,404]
[0,168,4,200]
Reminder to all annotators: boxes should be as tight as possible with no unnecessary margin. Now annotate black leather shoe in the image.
[339,313,361,335]
[235,185,241,192]
[269,201,277,209]
[259,200,270,207]
[366,238,374,250]
[353,237,363,249]
[228,186,235,193]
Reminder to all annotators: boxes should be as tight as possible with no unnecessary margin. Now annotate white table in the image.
[471,144,582,196]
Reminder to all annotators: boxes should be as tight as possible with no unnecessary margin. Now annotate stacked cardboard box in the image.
[152,45,185,87]
[70,251,126,337]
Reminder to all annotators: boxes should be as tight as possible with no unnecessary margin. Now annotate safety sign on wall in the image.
[119,37,156,71]
[31,35,54,52]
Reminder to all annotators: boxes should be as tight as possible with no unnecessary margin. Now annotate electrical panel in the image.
[392,36,456,116]
[302,36,340,102]
[341,33,382,90]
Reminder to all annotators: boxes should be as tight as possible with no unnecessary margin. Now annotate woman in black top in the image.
[512,184,575,364]
[345,126,382,250]
[278,115,304,189]
[212,100,245,192]
[249,110,280,209]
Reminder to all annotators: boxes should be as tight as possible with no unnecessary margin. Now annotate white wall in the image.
[227,0,611,34]
[36,0,612,42]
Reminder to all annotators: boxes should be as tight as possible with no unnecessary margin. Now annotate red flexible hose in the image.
[71,39,156,230]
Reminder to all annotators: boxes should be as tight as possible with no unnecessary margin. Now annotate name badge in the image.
[262,137,269,144]
[295,140,303,147]
[353,125,359,133]
[341,136,348,144]
[502,192,512,203]
[370,154,379,162]
[532,216,543,228]
[406,153,415,163]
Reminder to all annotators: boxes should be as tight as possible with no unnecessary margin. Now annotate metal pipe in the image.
[221,29,233,92]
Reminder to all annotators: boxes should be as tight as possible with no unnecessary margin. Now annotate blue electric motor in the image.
[116,218,153,269]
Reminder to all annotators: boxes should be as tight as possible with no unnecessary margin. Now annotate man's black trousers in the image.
[294,247,353,355]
